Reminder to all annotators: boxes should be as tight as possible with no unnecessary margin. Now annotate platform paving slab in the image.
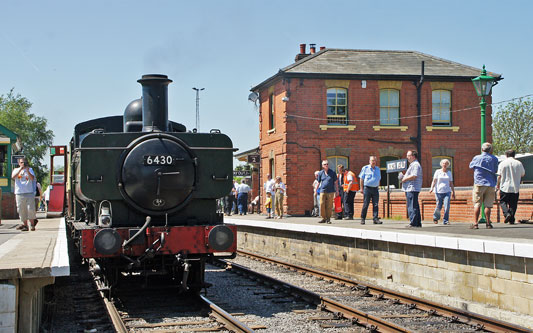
[0,216,69,333]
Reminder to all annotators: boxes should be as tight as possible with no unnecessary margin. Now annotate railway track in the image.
[96,274,255,332]
[216,250,530,333]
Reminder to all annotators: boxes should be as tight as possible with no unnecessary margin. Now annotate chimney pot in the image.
[320,46,326,51]
[310,43,316,54]
[299,43,306,54]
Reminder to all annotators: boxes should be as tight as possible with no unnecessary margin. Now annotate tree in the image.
[0,89,54,183]
[492,97,533,155]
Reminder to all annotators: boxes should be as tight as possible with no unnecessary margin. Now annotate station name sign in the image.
[233,170,251,177]
[386,159,408,173]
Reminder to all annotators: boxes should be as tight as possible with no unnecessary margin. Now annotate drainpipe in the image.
[412,61,424,158]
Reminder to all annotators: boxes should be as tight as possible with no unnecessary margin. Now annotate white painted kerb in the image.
[226,218,533,259]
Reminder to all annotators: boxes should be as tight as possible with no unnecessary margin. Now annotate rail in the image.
[237,250,530,333]
[218,260,411,332]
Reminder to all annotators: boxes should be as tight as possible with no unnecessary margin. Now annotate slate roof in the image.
[252,48,501,91]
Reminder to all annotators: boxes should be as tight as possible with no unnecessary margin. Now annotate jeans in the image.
[405,191,421,227]
[361,186,379,220]
[433,192,451,224]
[237,192,248,214]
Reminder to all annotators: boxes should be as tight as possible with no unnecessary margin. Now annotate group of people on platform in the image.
[224,179,251,216]
[227,142,526,228]
[263,174,286,219]
[312,156,384,224]
[310,143,525,228]
[469,143,525,229]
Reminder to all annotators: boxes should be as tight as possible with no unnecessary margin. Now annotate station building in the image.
[250,44,502,216]
[0,124,22,219]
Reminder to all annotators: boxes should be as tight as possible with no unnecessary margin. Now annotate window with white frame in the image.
[432,90,451,126]
[326,88,348,125]
[380,89,400,125]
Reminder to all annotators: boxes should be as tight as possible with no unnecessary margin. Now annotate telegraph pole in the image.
[192,87,205,131]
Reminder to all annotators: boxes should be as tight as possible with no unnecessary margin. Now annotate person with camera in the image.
[11,157,37,231]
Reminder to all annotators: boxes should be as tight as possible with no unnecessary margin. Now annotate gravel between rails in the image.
[204,263,367,332]
[229,255,479,332]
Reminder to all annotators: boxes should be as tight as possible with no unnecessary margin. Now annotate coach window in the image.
[327,156,348,171]
[432,156,453,176]
[268,93,275,130]
[379,155,400,188]
[327,88,348,125]
[380,89,400,125]
[432,90,451,126]
[52,155,65,184]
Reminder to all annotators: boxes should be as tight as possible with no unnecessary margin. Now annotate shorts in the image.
[15,193,37,222]
[472,184,495,208]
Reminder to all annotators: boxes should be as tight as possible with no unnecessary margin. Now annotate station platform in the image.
[226,214,533,328]
[226,214,533,258]
[0,215,70,332]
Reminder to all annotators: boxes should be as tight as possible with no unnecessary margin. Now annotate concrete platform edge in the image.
[51,218,69,277]
[226,218,533,259]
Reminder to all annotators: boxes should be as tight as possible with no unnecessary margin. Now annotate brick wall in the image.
[1,192,18,219]
[257,77,496,216]
[354,187,533,223]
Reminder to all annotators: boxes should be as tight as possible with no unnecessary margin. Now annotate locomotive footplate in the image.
[77,224,237,258]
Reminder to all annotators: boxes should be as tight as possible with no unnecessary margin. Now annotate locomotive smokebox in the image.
[138,74,172,132]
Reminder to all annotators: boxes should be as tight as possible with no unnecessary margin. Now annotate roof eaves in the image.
[410,50,502,78]
[250,71,284,92]
[0,123,18,140]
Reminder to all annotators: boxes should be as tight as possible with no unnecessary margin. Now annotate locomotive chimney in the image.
[137,74,172,132]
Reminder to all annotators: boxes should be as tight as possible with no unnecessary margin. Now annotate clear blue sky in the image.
[1,1,532,165]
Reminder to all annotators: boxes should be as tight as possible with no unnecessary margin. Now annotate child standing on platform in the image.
[265,192,273,219]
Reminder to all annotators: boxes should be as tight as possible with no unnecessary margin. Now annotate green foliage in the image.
[0,89,54,183]
[492,98,533,155]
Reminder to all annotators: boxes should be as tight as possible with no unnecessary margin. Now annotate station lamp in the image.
[471,65,497,224]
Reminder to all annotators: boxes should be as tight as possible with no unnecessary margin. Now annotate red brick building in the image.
[251,44,502,216]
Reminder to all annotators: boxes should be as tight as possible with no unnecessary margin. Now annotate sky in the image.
[1,1,532,167]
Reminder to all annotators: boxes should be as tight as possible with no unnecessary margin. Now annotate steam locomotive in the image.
[66,74,236,292]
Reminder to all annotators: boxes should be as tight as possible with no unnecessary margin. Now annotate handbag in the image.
[334,196,343,213]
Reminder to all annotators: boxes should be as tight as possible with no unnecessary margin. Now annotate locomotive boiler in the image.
[66,74,236,291]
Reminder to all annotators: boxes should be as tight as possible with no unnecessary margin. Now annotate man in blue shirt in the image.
[399,150,423,228]
[469,142,499,229]
[317,160,338,224]
[358,156,382,225]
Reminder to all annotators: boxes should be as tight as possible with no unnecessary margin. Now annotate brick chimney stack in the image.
[295,43,310,62]
[310,44,316,54]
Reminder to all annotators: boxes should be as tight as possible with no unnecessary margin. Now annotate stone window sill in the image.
[373,125,408,132]
[267,128,276,134]
[319,125,357,131]
[426,126,460,132]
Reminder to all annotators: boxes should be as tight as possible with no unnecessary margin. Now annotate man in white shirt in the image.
[237,179,251,215]
[12,158,36,231]
[496,150,525,224]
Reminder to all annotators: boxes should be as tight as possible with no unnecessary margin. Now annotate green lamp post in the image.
[471,65,497,223]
